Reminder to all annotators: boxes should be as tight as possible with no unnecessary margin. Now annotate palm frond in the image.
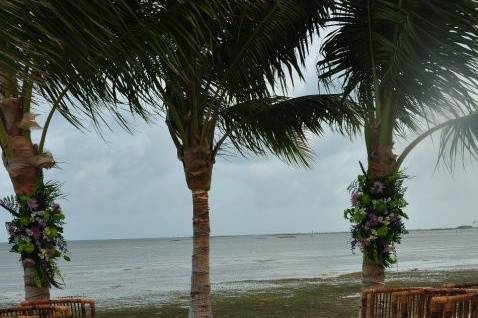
[220,94,362,166]
[318,0,478,131]
[437,112,478,170]
[211,0,334,101]
[0,1,233,129]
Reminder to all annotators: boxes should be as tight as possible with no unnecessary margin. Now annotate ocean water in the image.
[0,229,477,307]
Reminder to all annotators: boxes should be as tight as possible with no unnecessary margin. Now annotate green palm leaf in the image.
[438,112,478,169]
[319,0,478,128]
[220,95,361,166]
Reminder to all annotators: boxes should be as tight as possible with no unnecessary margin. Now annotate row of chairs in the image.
[361,283,478,318]
[0,298,95,318]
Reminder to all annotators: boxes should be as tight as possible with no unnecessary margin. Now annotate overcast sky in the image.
[0,52,477,242]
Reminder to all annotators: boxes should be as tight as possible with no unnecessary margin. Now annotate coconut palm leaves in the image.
[157,0,358,163]
[317,0,478,169]
[320,0,478,122]
[0,0,234,130]
[221,95,361,166]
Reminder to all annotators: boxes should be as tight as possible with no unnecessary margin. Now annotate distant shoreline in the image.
[0,225,476,244]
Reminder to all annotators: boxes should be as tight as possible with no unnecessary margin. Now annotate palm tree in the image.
[0,0,228,300]
[315,0,478,289]
[141,1,361,317]
[0,0,153,300]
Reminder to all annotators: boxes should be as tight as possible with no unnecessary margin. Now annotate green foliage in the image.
[221,95,361,166]
[344,171,409,267]
[154,0,360,165]
[0,1,234,132]
[4,181,70,289]
[317,0,478,165]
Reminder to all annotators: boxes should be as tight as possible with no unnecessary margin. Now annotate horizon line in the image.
[0,225,474,244]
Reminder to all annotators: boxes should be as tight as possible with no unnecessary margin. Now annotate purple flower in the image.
[351,192,361,206]
[30,225,42,240]
[368,214,379,226]
[52,203,60,211]
[22,258,36,268]
[27,199,39,210]
[371,181,385,194]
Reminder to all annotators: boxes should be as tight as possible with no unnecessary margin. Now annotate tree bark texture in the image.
[183,146,214,318]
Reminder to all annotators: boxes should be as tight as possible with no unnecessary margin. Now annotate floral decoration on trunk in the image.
[3,181,70,288]
[344,170,409,267]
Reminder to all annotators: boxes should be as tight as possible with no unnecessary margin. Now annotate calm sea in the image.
[0,229,477,308]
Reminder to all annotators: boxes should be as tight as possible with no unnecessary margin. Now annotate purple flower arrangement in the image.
[344,172,409,267]
[4,182,69,288]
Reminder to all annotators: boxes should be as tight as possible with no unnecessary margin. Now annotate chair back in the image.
[361,287,473,318]
[430,293,478,318]
[21,298,95,318]
[361,287,425,318]
[390,288,470,318]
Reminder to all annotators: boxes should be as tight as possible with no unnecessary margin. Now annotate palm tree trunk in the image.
[362,144,396,290]
[182,147,214,318]
[4,137,50,300]
[1,97,50,300]
[24,267,50,300]
[190,190,212,318]
[362,258,385,289]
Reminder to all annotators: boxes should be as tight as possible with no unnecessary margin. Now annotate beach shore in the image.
[97,268,477,318]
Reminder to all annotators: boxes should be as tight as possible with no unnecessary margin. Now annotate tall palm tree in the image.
[316,0,478,289]
[0,0,227,300]
[0,0,153,300]
[142,1,361,317]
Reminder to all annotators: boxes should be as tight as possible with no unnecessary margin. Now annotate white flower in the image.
[38,249,49,260]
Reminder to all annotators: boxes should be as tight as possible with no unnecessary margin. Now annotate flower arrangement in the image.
[344,170,409,267]
[2,182,70,288]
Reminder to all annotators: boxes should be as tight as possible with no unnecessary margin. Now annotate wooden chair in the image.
[361,287,425,318]
[429,293,478,318]
[390,288,470,318]
[20,298,95,318]
[362,287,473,318]
[0,304,71,318]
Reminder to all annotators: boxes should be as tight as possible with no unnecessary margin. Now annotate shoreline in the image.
[96,268,478,318]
